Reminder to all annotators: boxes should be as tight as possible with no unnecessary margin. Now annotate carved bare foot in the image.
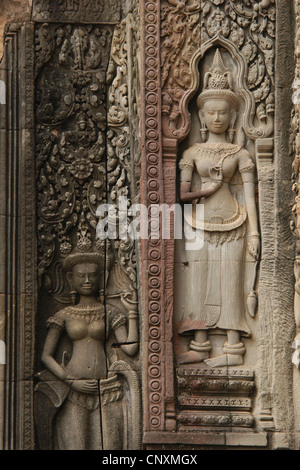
[204,354,243,368]
[176,350,209,364]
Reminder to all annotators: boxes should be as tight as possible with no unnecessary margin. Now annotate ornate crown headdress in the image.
[62,217,112,273]
[197,49,239,110]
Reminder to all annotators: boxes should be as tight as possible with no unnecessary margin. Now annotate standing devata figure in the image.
[34,251,139,450]
[177,49,260,367]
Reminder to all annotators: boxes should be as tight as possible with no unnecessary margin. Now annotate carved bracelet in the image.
[129,312,138,319]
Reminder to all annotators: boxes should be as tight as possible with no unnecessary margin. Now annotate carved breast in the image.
[66,319,105,342]
[186,144,246,229]
[192,143,241,182]
[195,154,239,182]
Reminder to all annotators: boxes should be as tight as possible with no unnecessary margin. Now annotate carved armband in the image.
[46,316,65,331]
[239,159,255,183]
[179,159,194,183]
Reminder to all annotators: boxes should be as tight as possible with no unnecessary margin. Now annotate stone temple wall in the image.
[0,0,299,450]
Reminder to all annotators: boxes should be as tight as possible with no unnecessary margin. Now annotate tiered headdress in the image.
[62,218,109,273]
[197,49,239,110]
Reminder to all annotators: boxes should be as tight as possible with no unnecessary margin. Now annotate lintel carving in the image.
[32,0,121,24]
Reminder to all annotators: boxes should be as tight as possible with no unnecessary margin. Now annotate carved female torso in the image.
[52,305,106,379]
[190,142,243,220]
[177,49,260,368]
[40,259,138,449]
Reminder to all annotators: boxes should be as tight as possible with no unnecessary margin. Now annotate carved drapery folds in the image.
[33,1,141,450]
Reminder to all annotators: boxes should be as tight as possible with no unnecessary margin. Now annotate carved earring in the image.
[200,125,208,142]
[228,128,236,143]
[70,290,77,305]
[66,273,77,305]
[199,112,207,142]
[228,111,237,143]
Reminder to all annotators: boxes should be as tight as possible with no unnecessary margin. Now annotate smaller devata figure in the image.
[177,49,260,367]
[34,250,139,450]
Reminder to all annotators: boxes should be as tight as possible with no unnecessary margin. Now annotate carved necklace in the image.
[64,304,105,322]
[192,143,242,168]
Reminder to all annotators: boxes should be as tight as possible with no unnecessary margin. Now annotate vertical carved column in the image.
[162,138,177,431]
[0,23,36,450]
[0,33,7,452]
[269,0,295,449]
[141,0,167,436]
[291,0,300,442]
[255,138,275,430]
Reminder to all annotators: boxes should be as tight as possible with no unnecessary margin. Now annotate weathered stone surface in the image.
[0,0,32,61]
[0,0,300,451]
[32,0,120,23]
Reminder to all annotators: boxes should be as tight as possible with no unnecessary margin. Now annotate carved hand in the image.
[248,235,260,260]
[70,379,99,394]
[120,288,138,313]
[208,166,224,192]
[209,166,224,183]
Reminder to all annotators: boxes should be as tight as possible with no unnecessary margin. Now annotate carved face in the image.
[200,99,232,135]
[71,263,100,297]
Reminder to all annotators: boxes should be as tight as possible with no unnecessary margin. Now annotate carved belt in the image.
[184,201,247,232]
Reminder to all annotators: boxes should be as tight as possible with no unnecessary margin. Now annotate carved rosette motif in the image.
[142,0,166,432]
[35,23,114,292]
[35,15,141,305]
[161,0,275,141]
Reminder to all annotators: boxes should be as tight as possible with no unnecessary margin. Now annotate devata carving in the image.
[35,246,139,450]
[139,0,273,438]
[33,6,141,450]
[177,49,260,367]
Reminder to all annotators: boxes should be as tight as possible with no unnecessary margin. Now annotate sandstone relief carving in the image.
[32,0,121,23]
[1,0,297,452]
[33,9,141,450]
[161,0,275,142]
[176,367,256,431]
[292,0,300,353]
[176,49,260,368]
[35,243,139,450]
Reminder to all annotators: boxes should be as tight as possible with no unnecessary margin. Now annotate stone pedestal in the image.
[177,367,255,431]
